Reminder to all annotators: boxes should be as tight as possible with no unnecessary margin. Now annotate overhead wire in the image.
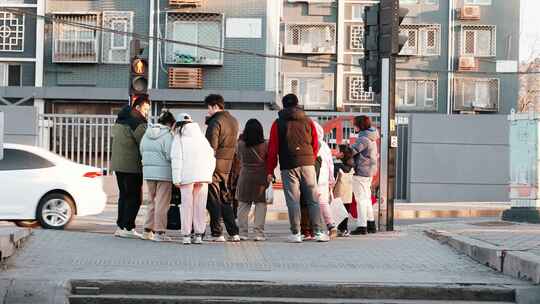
[4,7,540,75]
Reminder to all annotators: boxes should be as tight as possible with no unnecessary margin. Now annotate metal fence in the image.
[37,112,410,200]
[38,114,116,174]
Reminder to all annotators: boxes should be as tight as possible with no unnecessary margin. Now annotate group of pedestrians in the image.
[110,92,379,244]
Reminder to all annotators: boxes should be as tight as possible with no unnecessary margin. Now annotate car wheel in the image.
[36,193,75,230]
[14,220,40,228]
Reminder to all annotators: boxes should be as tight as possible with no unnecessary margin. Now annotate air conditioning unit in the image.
[169,0,201,7]
[459,5,480,20]
[458,56,477,72]
[168,68,203,89]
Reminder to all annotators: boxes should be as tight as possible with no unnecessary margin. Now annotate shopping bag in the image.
[330,196,349,225]
[265,185,274,204]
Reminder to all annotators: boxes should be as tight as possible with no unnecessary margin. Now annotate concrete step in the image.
[68,294,516,304]
[68,280,517,303]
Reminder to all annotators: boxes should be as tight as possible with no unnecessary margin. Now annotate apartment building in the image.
[280,0,520,115]
[0,0,277,115]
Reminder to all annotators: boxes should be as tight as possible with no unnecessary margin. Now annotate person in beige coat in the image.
[235,119,269,241]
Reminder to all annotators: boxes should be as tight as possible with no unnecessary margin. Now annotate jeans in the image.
[116,172,143,231]
[206,172,239,237]
[281,166,322,235]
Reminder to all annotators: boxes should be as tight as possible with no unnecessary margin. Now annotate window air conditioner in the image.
[459,5,481,20]
[458,56,477,72]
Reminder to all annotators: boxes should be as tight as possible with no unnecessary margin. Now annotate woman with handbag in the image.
[236,119,270,241]
[171,113,216,245]
[140,111,176,242]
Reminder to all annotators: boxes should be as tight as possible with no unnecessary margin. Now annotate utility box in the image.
[504,110,540,222]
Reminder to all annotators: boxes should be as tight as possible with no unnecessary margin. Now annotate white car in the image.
[0,143,107,229]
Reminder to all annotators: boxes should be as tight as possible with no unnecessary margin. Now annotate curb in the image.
[425,229,540,284]
[0,227,32,261]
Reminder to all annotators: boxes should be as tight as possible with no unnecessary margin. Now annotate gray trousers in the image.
[281,166,322,234]
[237,201,267,237]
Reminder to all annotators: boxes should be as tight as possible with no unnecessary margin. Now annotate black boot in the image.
[367,221,376,234]
[351,227,367,235]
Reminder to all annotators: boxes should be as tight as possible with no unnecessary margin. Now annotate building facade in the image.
[280,0,520,115]
[0,0,521,116]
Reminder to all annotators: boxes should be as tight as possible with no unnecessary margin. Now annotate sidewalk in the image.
[0,227,31,261]
[418,219,540,284]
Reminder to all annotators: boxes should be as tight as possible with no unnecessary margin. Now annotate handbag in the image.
[167,184,181,230]
[330,192,349,225]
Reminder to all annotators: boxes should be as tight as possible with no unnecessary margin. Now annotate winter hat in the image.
[177,113,193,123]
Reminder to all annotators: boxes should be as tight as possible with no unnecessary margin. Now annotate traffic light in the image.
[363,5,381,93]
[379,0,409,55]
[129,56,148,98]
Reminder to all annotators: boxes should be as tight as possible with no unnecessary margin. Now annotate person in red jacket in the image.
[266,94,329,243]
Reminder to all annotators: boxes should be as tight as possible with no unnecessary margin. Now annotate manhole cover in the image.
[469,221,516,227]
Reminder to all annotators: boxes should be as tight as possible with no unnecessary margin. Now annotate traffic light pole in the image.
[379,56,397,232]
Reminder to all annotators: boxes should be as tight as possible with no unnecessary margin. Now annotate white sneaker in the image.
[315,232,330,242]
[287,233,302,243]
[114,228,123,237]
[193,235,203,245]
[119,229,142,239]
[254,236,266,242]
[239,235,249,241]
[142,231,155,240]
[231,235,241,242]
[182,236,191,245]
[209,235,226,242]
[152,233,172,242]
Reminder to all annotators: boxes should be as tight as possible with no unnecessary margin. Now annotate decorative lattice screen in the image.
[285,23,336,54]
[348,75,374,103]
[165,13,223,65]
[53,14,99,63]
[0,11,24,52]
[102,11,133,64]
[349,25,364,50]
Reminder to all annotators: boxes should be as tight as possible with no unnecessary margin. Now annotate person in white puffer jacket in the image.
[171,113,216,245]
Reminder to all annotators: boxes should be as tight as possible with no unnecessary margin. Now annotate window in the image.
[351,5,364,21]
[396,79,438,110]
[0,149,54,171]
[464,0,491,5]
[399,24,441,56]
[284,73,334,110]
[424,0,439,4]
[0,63,21,86]
[284,23,336,54]
[0,11,24,52]
[349,25,364,50]
[461,25,496,57]
[454,78,499,111]
[166,13,223,65]
[102,11,133,64]
[53,14,99,63]
[348,75,374,103]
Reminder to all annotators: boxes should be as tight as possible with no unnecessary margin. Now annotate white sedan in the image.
[0,143,107,229]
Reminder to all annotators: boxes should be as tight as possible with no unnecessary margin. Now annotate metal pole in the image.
[379,58,390,232]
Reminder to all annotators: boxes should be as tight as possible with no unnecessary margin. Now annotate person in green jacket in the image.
[111,95,150,239]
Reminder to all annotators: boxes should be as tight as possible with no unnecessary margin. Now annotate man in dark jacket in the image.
[111,95,150,239]
[266,94,329,243]
[204,94,240,242]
